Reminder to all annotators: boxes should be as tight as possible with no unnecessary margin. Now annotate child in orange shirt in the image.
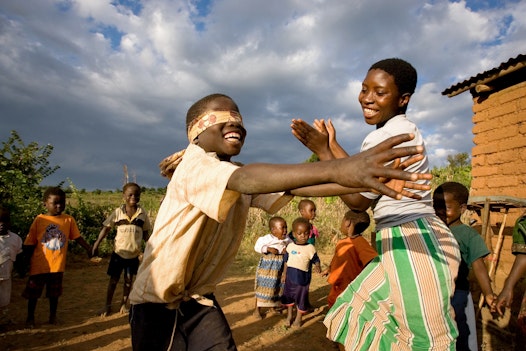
[322,210,377,308]
[22,187,92,327]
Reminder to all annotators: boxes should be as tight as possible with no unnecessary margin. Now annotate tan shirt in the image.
[130,144,292,307]
[103,204,151,259]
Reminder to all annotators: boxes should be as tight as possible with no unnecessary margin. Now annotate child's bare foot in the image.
[269,307,282,315]
[292,319,302,328]
[25,318,35,329]
[119,304,129,314]
[97,305,112,317]
[252,309,263,320]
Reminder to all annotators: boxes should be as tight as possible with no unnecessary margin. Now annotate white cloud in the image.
[0,0,523,189]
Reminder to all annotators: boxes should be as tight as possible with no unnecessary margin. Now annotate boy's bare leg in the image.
[25,298,37,328]
[49,296,58,324]
[285,305,294,326]
[292,309,302,328]
[98,277,118,316]
[120,274,133,314]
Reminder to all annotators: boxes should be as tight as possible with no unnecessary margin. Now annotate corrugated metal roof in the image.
[441,53,526,97]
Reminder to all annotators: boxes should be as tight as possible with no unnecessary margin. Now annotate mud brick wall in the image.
[470,80,526,200]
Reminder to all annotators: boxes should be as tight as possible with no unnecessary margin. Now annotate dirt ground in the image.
[0,245,524,351]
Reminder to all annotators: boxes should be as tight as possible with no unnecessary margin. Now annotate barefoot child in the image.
[129,93,431,350]
[0,206,23,324]
[22,187,92,327]
[281,217,321,327]
[292,58,460,350]
[253,216,291,319]
[92,182,151,316]
[322,209,377,309]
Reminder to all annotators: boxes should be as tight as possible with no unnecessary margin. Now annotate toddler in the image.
[253,216,291,319]
[281,217,321,327]
[298,199,319,245]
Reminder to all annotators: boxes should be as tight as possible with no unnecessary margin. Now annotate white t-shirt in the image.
[360,114,435,230]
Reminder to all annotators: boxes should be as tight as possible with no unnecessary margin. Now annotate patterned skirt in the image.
[323,216,460,351]
[254,253,285,307]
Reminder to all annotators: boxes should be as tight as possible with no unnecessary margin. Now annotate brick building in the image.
[442,54,526,230]
[442,54,526,348]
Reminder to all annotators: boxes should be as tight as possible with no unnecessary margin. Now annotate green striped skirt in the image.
[324,216,460,350]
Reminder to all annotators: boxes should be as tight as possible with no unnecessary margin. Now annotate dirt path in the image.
[0,250,523,351]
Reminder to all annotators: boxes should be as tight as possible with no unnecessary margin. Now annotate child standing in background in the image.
[322,210,377,309]
[297,199,319,245]
[92,182,151,316]
[292,58,460,350]
[433,182,497,351]
[253,216,291,319]
[0,206,23,324]
[23,187,92,328]
[281,217,321,328]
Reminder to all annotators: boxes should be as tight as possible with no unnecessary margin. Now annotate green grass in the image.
[74,191,374,270]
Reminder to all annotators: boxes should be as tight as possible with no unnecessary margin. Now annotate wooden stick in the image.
[477,208,508,315]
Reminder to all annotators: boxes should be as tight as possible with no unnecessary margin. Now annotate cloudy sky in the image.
[1,0,525,190]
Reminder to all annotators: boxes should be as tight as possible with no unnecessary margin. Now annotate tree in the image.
[0,130,60,237]
[431,152,472,190]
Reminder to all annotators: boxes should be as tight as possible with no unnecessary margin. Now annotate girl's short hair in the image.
[369,58,417,95]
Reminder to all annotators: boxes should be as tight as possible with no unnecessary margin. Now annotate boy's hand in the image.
[313,264,322,274]
[267,247,279,255]
[374,156,431,199]
[485,293,498,313]
[339,134,432,199]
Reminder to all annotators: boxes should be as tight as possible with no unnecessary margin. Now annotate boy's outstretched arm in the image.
[228,133,430,200]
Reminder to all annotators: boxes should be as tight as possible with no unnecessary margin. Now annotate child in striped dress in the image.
[253,216,291,319]
[292,58,461,350]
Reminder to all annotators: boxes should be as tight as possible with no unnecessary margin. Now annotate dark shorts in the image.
[130,294,237,351]
[281,280,310,313]
[107,252,139,278]
[22,272,64,299]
